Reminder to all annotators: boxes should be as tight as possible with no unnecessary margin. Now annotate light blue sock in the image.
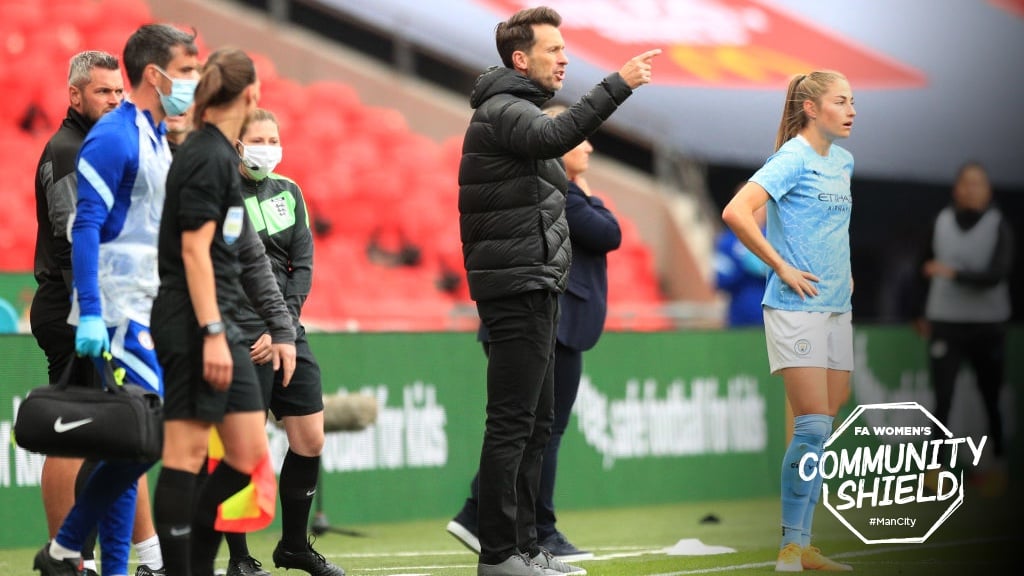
[781,414,831,548]
[801,416,834,547]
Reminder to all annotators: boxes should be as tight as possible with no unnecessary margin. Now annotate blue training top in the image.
[749,135,854,313]
[71,100,170,327]
[714,228,768,326]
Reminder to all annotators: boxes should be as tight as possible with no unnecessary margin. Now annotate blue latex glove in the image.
[76,315,110,357]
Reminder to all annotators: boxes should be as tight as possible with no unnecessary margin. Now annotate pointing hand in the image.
[619,49,661,89]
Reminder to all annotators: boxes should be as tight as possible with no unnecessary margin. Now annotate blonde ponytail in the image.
[773,70,847,152]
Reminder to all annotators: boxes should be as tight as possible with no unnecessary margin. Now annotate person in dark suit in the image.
[448,104,622,562]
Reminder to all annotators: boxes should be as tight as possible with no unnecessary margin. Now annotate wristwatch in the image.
[200,321,226,337]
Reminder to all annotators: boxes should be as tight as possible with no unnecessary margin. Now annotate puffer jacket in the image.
[458,66,632,301]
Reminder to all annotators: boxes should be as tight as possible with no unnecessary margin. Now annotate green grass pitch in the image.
[1,492,1018,575]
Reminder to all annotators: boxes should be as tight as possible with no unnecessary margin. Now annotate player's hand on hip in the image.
[777,263,820,300]
[75,315,110,357]
[619,49,661,89]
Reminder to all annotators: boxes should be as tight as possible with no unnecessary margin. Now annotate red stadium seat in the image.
[304,81,361,121]
[0,1,667,325]
[249,52,279,82]
[0,2,45,35]
[95,0,152,27]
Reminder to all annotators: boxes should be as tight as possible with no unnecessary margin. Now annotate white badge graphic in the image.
[223,206,244,245]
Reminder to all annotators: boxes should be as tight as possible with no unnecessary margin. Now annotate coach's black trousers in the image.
[929,321,1006,459]
[476,290,558,565]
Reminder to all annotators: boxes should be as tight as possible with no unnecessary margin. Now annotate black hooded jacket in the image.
[458,66,632,301]
[31,107,93,328]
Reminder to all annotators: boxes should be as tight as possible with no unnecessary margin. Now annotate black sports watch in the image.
[200,321,226,337]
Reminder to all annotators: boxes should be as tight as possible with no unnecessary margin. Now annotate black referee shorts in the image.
[155,320,264,422]
[253,332,323,420]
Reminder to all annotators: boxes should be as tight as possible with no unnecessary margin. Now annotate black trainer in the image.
[227,556,271,576]
[538,532,594,562]
[135,565,166,576]
[33,544,83,576]
[272,537,346,576]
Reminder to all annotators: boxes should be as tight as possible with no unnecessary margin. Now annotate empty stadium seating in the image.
[0,0,667,331]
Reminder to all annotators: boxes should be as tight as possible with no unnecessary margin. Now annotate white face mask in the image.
[239,143,283,181]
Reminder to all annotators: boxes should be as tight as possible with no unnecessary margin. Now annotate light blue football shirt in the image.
[750,135,854,312]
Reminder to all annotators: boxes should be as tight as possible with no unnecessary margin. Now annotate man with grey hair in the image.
[31,49,122,576]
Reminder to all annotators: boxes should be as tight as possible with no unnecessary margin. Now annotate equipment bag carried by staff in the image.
[14,355,163,462]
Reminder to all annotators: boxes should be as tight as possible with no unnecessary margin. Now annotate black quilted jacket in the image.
[458,66,632,301]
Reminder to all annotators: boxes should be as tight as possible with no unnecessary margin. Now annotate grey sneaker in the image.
[478,552,545,576]
[532,548,587,575]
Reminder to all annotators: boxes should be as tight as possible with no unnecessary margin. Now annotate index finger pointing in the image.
[637,48,662,61]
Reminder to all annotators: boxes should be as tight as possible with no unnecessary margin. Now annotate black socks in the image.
[192,461,251,575]
[279,450,321,551]
[154,467,197,576]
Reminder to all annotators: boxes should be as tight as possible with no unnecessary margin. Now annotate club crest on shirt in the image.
[223,206,244,245]
[268,196,290,218]
[137,329,155,351]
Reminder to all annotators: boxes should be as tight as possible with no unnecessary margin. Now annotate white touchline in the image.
[277,536,1014,576]
[645,535,1017,576]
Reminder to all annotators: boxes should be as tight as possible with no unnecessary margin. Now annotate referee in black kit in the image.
[149,48,296,576]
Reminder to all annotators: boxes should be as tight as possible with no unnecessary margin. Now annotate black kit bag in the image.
[14,357,163,462]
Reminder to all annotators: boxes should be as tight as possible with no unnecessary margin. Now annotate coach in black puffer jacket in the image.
[454,9,660,572]
[459,66,632,302]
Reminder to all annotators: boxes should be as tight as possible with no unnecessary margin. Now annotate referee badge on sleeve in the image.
[223,206,244,245]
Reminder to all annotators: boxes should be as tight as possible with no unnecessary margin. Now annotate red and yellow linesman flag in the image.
[207,428,277,533]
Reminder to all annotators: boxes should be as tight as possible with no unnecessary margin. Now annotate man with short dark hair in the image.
[34,24,200,576]
[457,6,658,576]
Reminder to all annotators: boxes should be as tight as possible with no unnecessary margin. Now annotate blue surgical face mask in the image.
[155,66,197,117]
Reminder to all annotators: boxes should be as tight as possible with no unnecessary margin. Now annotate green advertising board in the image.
[0,327,1019,549]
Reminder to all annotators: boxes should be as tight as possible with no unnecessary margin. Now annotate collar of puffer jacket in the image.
[469,66,554,109]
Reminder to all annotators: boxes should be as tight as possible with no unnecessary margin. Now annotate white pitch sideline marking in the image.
[284,536,1012,575]
[589,548,666,560]
[645,535,1017,576]
[328,544,658,561]
[335,550,473,558]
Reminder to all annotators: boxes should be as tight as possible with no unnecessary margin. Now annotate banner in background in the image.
[1,328,1019,548]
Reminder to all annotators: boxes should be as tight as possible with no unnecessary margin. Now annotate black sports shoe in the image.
[33,545,83,576]
[227,555,271,576]
[134,565,166,576]
[272,537,346,576]
[538,532,594,562]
